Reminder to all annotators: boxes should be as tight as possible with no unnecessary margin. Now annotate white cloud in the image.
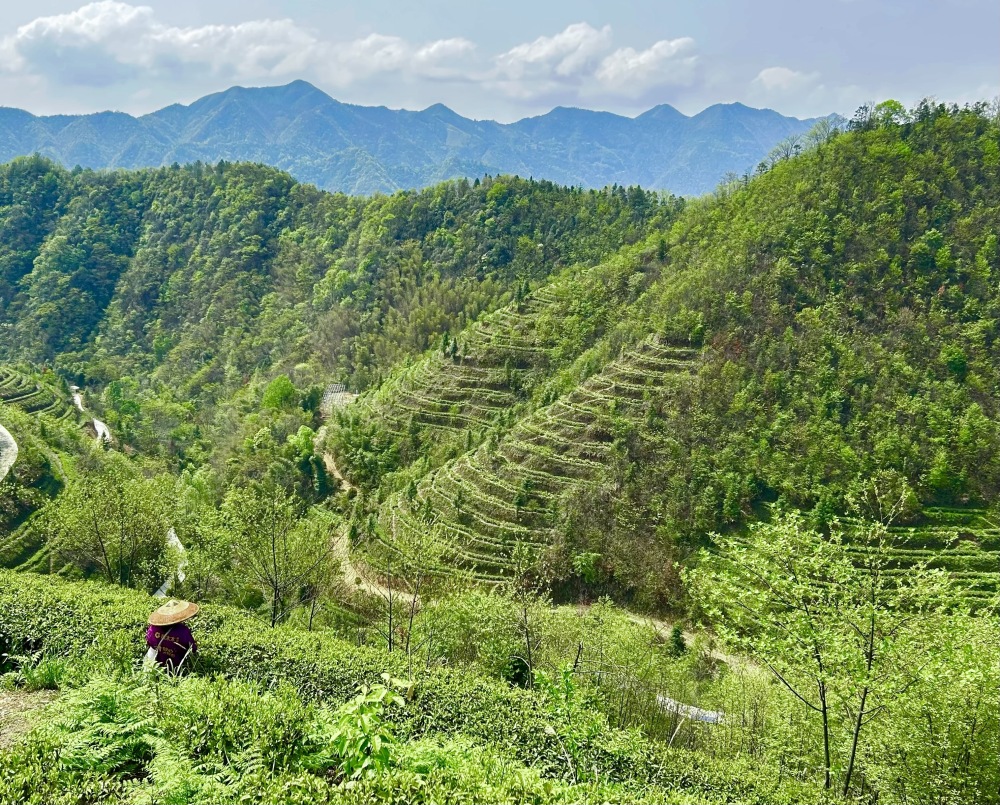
[496,23,612,82]
[594,38,697,95]
[752,66,820,94]
[0,5,711,115]
[415,38,476,64]
[0,2,475,88]
[746,65,869,118]
[490,23,699,101]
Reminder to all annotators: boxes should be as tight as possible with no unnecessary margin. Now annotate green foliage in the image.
[0,649,68,691]
[313,103,1000,603]
[262,374,297,410]
[0,571,804,803]
[311,677,406,782]
[215,483,337,625]
[37,452,171,590]
[3,102,1000,801]
[688,511,967,796]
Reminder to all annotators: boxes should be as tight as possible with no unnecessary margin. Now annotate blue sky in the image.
[0,1,996,120]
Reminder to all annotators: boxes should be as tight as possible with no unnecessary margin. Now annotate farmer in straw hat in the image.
[145,599,199,672]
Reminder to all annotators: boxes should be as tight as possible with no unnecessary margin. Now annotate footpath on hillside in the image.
[72,388,187,594]
[315,388,415,605]
[71,386,111,444]
[0,690,57,750]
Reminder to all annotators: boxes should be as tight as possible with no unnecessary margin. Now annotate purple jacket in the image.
[146,623,197,670]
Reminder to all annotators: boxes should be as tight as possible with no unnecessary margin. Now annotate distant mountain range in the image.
[0,80,834,196]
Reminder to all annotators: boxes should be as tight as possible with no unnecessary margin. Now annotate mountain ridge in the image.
[0,80,833,196]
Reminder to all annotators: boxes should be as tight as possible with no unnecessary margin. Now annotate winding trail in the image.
[92,419,111,443]
[0,421,17,483]
[623,611,741,668]
[71,386,111,444]
[310,401,723,720]
[314,425,409,603]
[656,694,724,724]
[319,436,357,495]
[582,608,730,724]
[154,528,188,598]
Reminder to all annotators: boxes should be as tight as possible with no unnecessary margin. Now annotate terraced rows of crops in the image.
[842,507,1000,605]
[0,366,76,421]
[378,338,701,580]
[0,367,74,574]
[360,295,556,443]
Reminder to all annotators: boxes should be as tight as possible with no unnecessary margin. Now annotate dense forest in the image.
[1,100,998,804]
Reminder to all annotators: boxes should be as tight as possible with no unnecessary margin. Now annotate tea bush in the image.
[0,571,804,802]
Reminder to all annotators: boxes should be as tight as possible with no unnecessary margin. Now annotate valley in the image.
[0,98,998,803]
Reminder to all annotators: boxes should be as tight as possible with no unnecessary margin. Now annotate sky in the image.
[0,0,996,122]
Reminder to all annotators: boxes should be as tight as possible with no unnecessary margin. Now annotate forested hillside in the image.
[329,101,1000,606]
[0,160,676,467]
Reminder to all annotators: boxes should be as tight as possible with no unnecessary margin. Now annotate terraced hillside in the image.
[374,336,701,581]
[844,508,1000,607]
[0,366,76,422]
[0,367,84,571]
[360,288,557,441]
[331,251,666,488]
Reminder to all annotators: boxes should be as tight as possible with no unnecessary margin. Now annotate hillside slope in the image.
[336,102,1000,605]
[0,160,677,470]
[0,80,829,196]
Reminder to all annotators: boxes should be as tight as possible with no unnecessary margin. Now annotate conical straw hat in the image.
[149,599,199,626]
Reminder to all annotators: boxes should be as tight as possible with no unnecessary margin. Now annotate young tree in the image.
[861,613,1000,803]
[219,483,335,626]
[688,511,951,794]
[365,512,445,669]
[44,456,170,590]
[506,541,547,688]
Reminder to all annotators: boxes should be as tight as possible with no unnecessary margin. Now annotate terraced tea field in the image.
[0,366,80,574]
[377,337,701,580]
[0,366,76,422]
[359,289,561,444]
[843,507,1000,606]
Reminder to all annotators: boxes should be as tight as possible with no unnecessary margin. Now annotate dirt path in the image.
[330,529,414,604]
[315,425,357,494]
[70,386,111,444]
[617,610,741,667]
[313,426,411,603]
[0,421,16,484]
[92,419,111,443]
[154,528,188,598]
[0,690,57,750]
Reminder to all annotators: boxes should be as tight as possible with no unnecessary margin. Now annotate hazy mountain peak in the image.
[0,83,831,196]
[636,103,687,123]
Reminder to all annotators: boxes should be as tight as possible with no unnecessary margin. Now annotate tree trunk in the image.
[386,554,394,652]
[843,686,869,796]
[819,681,832,790]
[845,609,877,796]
